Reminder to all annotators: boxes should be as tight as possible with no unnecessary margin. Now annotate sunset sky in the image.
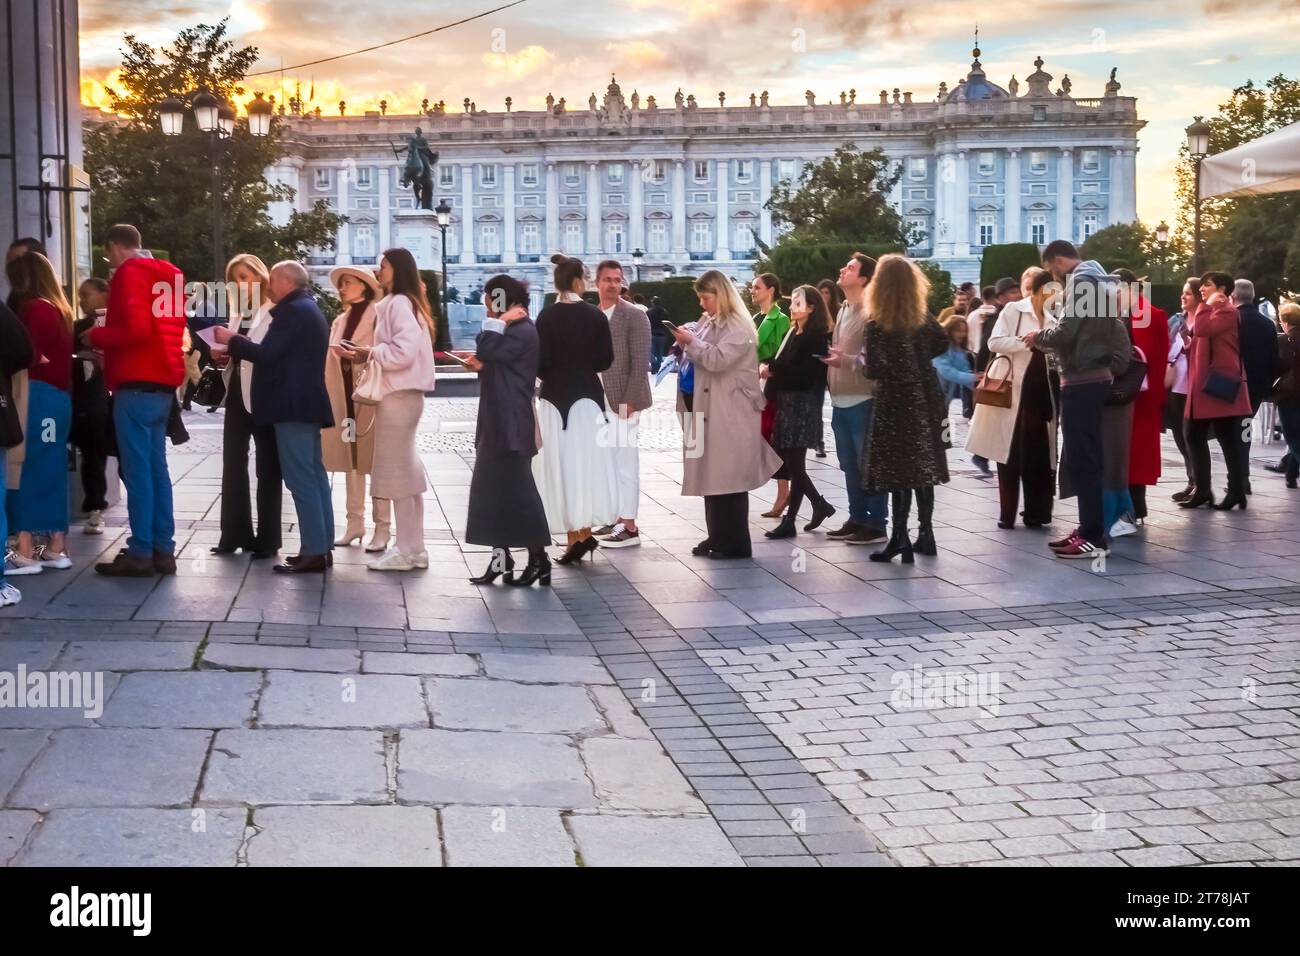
[78,0,1300,234]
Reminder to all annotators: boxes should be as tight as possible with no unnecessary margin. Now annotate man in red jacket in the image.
[82,223,187,576]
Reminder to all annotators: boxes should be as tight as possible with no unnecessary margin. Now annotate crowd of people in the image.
[2,222,1296,605]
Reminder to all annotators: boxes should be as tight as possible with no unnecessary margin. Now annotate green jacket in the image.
[755,304,790,363]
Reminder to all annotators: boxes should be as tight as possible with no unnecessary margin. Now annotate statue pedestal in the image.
[392,209,443,271]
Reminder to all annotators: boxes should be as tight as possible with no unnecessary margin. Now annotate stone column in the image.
[630,161,645,252]
[459,163,475,263]
[377,166,391,256]
[336,165,352,264]
[587,161,602,255]
[503,162,517,264]
[759,159,773,245]
[954,150,970,256]
[671,159,687,258]
[714,159,730,260]
[1118,147,1138,223]
[1056,147,1074,242]
[933,149,954,257]
[545,162,559,254]
[1004,148,1021,243]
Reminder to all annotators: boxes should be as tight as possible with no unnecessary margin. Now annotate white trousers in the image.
[612,442,640,520]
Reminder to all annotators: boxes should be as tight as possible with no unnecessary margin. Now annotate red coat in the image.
[1185,298,1253,420]
[1129,298,1169,486]
[89,256,186,391]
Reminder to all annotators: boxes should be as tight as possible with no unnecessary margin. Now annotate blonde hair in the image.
[866,254,929,334]
[693,269,749,325]
[225,253,270,285]
[1280,301,1300,329]
[1022,266,1049,327]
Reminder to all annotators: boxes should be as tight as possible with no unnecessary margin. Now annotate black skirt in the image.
[465,448,552,548]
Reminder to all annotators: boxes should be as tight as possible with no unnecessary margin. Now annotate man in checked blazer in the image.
[594,259,653,547]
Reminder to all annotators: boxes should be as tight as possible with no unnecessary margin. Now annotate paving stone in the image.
[11,729,211,810]
[98,671,260,728]
[248,806,441,866]
[569,814,744,867]
[0,809,38,864]
[480,652,611,685]
[258,672,427,728]
[202,643,360,673]
[361,652,479,676]
[202,729,386,805]
[442,805,576,866]
[426,678,606,735]
[581,737,704,813]
[16,808,245,866]
[398,729,595,808]
[1117,845,1203,866]
[589,685,656,740]
[0,730,48,801]
[0,673,122,729]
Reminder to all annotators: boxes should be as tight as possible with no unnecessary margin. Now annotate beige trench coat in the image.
[678,315,782,496]
[966,299,1058,465]
[322,303,378,474]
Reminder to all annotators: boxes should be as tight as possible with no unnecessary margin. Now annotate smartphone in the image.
[443,352,476,369]
[339,339,357,350]
[812,354,829,360]
[661,320,679,331]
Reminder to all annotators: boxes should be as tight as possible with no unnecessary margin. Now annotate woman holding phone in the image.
[463,274,552,586]
[336,248,437,571]
[759,284,834,539]
[324,265,388,551]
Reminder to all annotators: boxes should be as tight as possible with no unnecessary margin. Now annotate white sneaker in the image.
[3,551,43,576]
[83,510,105,535]
[411,550,429,569]
[1109,517,1139,538]
[601,525,641,548]
[0,581,21,607]
[367,547,415,572]
[37,548,72,570]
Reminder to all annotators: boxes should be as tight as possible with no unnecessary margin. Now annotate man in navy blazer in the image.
[215,261,334,574]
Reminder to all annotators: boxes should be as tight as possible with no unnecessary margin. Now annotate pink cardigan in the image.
[369,294,436,395]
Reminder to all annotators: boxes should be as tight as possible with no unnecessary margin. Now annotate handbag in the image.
[974,354,1014,408]
[192,365,226,409]
[352,359,386,406]
[1200,338,1244,404]
[1108,345,1148,405]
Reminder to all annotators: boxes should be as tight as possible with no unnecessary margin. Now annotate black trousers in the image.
[703,492,751,557]
[996,405,1055,526]
[777,446,824,519]
[1186,416,1246,498]
[1060,381,1108,547]
[1165,393,1194,486]
[79,443,110,512]
[219,372,283,551]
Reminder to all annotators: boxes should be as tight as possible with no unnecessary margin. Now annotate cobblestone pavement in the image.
[2,383,1298,865]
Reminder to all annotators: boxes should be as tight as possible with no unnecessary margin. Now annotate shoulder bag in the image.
[974,354,1014,408]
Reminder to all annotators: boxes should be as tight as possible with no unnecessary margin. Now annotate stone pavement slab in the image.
[257,672,428,729]
[201,643,360,673]
[441,805,577,867]
[98,671,260,728]
[55,640,199,671]
[479,652,610,685]
[397,729,596,808]
[247,805,442,866]
[362,651,479,676]
[15,808,247,866]
[201,729,387,805]
[0,809,39,864]
[581,737,705,813]
[426,678,606,735]
[568,814,744,867]
[0,730,49,800]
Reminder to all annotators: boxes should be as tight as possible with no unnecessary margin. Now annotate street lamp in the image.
[435,197,451,309]
[631,247,644,284]
[1155,220,1170,282]
[157,89,272,285]
[1186,116,1212,274]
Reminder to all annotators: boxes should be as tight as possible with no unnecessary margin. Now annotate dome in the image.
[943,48,1009,103]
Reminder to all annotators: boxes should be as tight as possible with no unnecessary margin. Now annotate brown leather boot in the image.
[153,551,178,575]
[95,550,157,577]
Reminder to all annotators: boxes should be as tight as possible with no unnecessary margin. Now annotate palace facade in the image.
[264,49,1143,293]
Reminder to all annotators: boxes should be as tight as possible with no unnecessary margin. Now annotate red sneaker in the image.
[1055,538,1108,560]
[1049,529,1081,550]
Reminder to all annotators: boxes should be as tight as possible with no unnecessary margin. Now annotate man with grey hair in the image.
[1234,276,1279,493]
[214,260,335,573]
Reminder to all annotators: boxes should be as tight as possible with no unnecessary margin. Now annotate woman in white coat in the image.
[967,267,1059,529]
[669,270,782,559]
[338,248,436,571]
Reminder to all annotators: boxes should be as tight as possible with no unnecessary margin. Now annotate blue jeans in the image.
[831,401,888,531]
[0,452,7,582]
[274,421,334,556]
[114,389,176,556]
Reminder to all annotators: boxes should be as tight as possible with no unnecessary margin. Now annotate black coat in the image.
[228,288,333,428]
[765,324,829,398]
[475,317,540,456]
[536,300,613,427]
[0,300,34,448]
[71,315,112,449]
[1238,302,1278,409]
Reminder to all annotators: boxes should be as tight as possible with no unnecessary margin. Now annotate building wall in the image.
[1,0,86,298]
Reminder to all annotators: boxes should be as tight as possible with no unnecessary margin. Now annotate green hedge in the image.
[980,243,1041,288]
[1147,283,1182,316]
[417,270,451,351]
[756,240,904,291]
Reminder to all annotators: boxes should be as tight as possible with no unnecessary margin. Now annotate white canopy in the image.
[1200,121,1300,200]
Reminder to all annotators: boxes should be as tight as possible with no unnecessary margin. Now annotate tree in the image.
[1175,74,1300,299]
[917,261,955,319]
[765,144,911,247]
[1078,222,1189,280]
[84,19,343,282]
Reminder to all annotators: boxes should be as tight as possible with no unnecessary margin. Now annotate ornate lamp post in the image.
[159,89,272,283]
[1154,220,1170,283]
[1185,116,1211,275]
[435,198,452,308]
[631,247,644,283]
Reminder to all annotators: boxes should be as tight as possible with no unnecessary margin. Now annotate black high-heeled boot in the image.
[1213,490,1248,511]
[765,515,797,539]
[870,490,915,564]
[556,535,599,565]
[469,548,514,584]
[508,548,552,586]
[804,497,836,532]
[911,486,936,556]
[1178,489,1216,509]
